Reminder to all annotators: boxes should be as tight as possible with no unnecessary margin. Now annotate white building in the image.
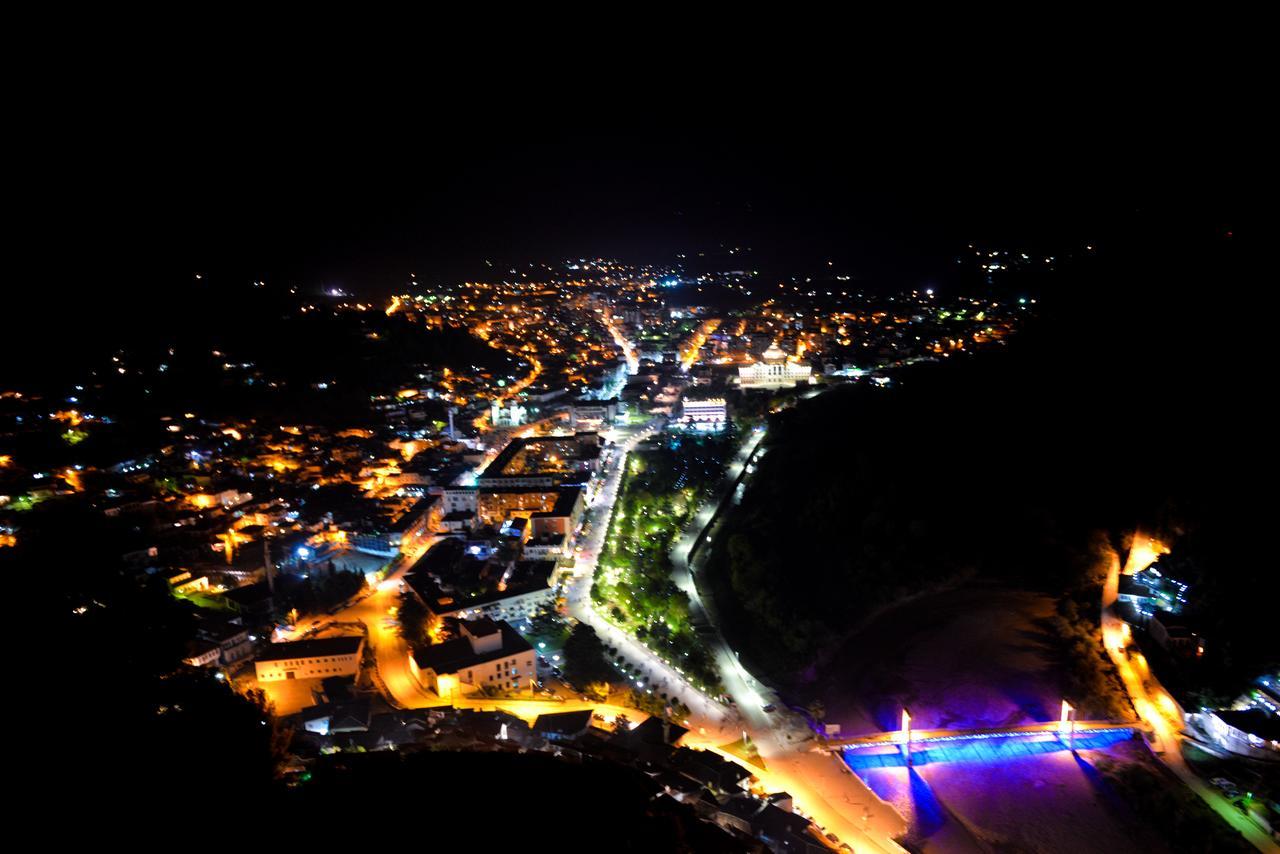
[434,485,478,516]
[490,399,528,428]
[682,397,727,426]
[1192,708,1279,760]
[183,640,222,668]
[737,343,812,389]
[409,618,536,699]
[254,636,364,682]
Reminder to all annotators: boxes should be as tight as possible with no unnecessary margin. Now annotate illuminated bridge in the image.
[829,717,1149,770]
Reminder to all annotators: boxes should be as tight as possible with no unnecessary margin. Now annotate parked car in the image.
[1212,777,1239,796]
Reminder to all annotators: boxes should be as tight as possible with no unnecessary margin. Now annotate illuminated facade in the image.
[489,398,528,428]
[569,397,619,430]
[681,397,727,425]
[409,618,536,698]
[254,636,364,682]
[477,488,560,527]
[737,343,812,389]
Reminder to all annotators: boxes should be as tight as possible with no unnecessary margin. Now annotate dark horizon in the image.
[13,130,1254,389]
[22,129,1253,284]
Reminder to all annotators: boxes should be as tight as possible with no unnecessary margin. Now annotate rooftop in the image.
[1213,708,1280,741]
[412,619,532,674]
[532,709,594,736]
[256,636,363,663]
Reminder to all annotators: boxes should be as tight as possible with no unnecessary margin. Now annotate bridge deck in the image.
[827,719,1148,750]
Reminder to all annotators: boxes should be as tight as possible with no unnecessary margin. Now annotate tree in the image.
[397,590,429,646]
[562,623,614,687]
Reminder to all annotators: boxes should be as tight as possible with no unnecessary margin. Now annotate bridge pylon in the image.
[1058,700,1077,751]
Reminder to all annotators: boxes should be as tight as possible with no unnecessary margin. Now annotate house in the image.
[299,699,372,736]
[165,569,210,595]
[196,614,255,666]
[715,795,764,836]
[183,639,222,667]
[409,618,536,699]
[611,716,690,763]
[533,709,594,742]
[223,581,275,624]
[754,803,825,853]
[670,747,754,793]
[650,770,706,804]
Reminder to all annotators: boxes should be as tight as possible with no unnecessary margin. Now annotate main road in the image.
[565,416,734,726]
[665,420,910,854]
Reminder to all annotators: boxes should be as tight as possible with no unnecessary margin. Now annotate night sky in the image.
[24,126,1249,285]
[10,110,1256,389]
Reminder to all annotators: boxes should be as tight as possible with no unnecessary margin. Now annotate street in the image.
[1102,555,1279,853]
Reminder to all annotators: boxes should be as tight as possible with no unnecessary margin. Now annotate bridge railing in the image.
[826,719,1149,750]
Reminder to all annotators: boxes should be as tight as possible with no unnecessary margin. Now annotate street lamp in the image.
[1059,700,1076,751]
[898,708,912,766]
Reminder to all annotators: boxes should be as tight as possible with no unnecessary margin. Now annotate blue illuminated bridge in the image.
[830,721,1147,770]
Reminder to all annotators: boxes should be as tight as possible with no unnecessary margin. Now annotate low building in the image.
[183,639,222,668]
[409,618,536,699]
[476,486,584,540]
[670,746,755,794]
[165,569,211,596]
[254,636,365,682]
[299,699,373,736]
[408,558,558,624]
[681,397,727,427]
[196,615,256,666]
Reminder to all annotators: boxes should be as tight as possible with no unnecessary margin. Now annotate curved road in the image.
[1102,554,1278,852]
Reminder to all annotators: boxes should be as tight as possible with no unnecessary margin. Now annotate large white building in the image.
[682,397,727,426]
[254,636,364,682]
[409,618,536,699]
[490,398,528,428]
[737,343,812,389]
